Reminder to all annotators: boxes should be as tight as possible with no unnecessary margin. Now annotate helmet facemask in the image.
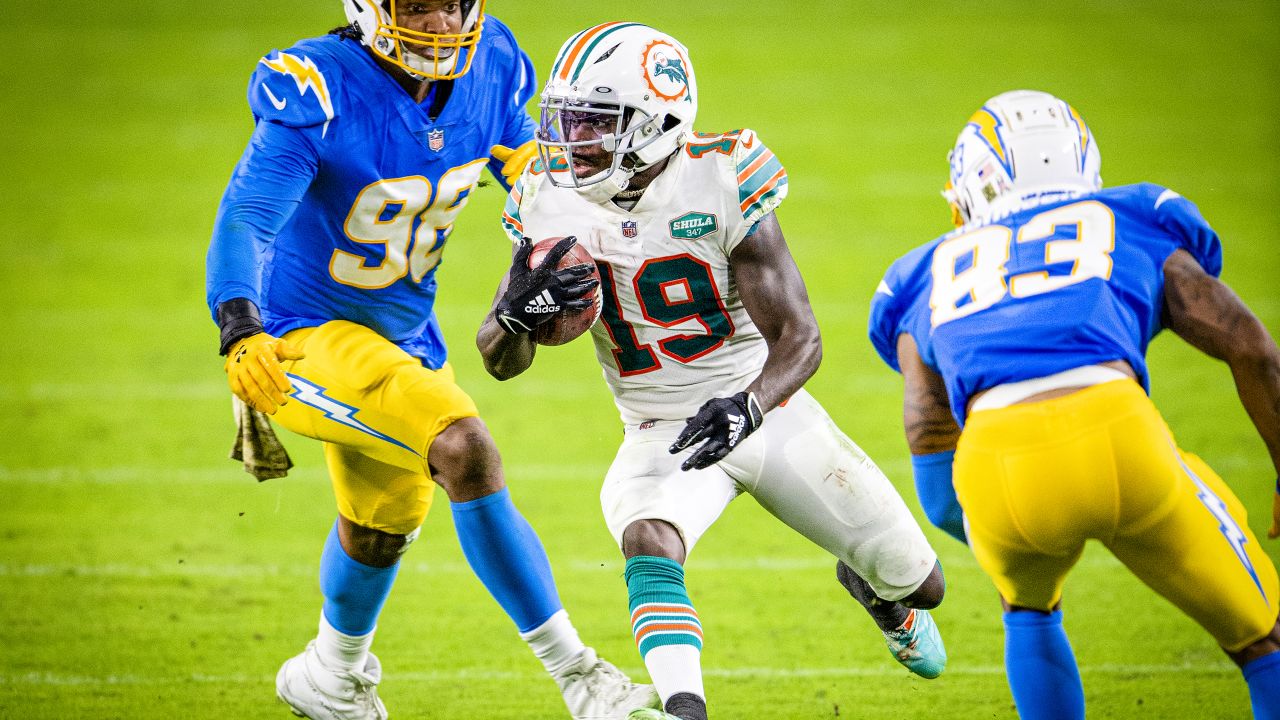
[535,24,698,203]
[536,93,669,197]
[346,0,485,80]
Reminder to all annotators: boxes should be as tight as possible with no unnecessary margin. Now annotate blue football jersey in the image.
[206,19,536,369]
[869,184,1222,423]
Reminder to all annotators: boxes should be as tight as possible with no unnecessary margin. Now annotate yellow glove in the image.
[224,332,306,415]
[491,140,538,187]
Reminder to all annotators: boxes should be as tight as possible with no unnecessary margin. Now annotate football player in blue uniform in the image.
[868,90,1280,719]
[204,2,656,718]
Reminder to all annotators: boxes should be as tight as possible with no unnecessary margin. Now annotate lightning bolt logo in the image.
[259,52,335,137]
[1180,456,1266,600]
[287,374,418,456]
[967,107,1012,176]
[1066,104,1092,173]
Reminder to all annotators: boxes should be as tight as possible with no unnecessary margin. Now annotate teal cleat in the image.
[626,710,681,720]
[883,608,947,679]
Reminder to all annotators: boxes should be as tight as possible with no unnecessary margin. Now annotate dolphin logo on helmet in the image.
[536,23,698,202]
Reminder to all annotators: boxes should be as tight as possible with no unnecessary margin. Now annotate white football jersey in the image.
[503,129,789,424]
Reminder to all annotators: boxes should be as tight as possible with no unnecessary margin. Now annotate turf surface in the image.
[1,1,1277,718]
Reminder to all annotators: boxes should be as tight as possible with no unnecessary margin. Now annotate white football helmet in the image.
[944,90,1102,226]
[344,0,485,80]
[536,23,698,201]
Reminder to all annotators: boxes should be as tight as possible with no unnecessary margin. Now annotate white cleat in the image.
[555,647,660,719]
[275,640,389,720]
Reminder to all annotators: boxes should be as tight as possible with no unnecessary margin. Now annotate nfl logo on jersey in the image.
[621,220,638,238]
[428,129,445,152]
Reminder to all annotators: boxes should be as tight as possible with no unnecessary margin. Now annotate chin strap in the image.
[574,165,635,204]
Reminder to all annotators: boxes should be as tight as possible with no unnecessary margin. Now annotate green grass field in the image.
[2,1,1278,718]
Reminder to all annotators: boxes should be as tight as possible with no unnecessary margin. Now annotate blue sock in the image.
[1244,651,1280,720]
[1003,609,1084,720]
[319,520,399,636]
[451,487,562,633]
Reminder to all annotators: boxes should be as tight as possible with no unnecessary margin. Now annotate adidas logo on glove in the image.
[726,413,746,445]
[525,290,561,314]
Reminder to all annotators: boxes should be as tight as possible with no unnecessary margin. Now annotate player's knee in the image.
[1228,620,1280,667]
[341,518,409,568]
[428,417,504,502]
[621,519,686,563]
[902,560,946,609]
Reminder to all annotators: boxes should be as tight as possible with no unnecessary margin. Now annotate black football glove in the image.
[669,391,764,471]
[494,237,598,335]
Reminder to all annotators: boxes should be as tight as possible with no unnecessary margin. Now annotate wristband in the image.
[911,450,966,544]
[216,298,265,356]
[737,391,764,431]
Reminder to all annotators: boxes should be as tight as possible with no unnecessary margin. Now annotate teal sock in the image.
[626,555,704,705]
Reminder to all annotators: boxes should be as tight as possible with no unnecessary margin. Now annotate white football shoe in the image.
[555,647,660,719]
[276,641,389,720]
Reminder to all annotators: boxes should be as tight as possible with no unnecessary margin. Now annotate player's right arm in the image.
[1162,249,1280,539]
[206,49,332,412]
[897,334,962,455]
[476,237,596,380]
[476,243,539,380]
[869,250,966,543]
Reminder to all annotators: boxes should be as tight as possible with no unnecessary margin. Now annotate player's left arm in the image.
[1163,248,1280,539]
[670,213,820,470]
[732,212,822,410]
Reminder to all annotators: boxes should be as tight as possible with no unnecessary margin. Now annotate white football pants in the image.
[600,388,937,601]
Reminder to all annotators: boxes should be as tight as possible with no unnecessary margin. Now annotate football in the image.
[527,237,602,346]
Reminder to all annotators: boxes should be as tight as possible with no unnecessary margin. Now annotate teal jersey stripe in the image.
[734,145,768,174]
[501,192,522,240]
[567,23,645,83]
[500,218,520,242]
[743,176,789,219]
[739,156,785,205]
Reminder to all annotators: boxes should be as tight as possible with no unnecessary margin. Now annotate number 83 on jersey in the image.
[930,200,1116,327]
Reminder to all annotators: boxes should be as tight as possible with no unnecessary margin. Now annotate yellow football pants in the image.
[270,321,479,534]
[956,379,1278,652]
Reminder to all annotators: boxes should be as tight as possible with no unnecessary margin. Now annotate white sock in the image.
[315,612,374,672]
[520,609,586,677]
[644,644,704,704]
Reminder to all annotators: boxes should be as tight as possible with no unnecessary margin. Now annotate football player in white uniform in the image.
[477,23,947,720]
